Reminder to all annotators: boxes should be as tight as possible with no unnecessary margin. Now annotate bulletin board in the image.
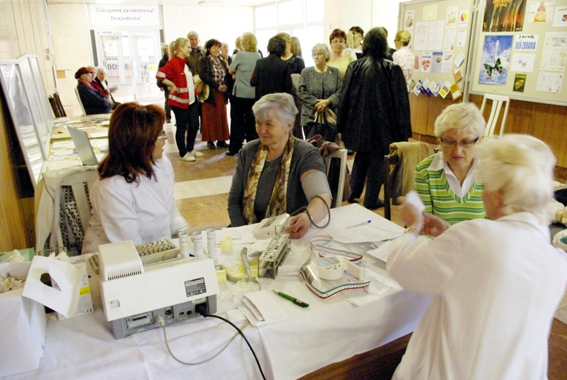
[470,0,567,106]
[398,0,475,100]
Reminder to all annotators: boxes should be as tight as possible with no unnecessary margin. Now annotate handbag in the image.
[306,108,337,142]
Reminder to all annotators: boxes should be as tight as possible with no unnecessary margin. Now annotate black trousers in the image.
[172,102,199,157]
[349,150,385,208]
[229,97,257,154]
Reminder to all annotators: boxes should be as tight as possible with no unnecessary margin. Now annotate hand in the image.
[168,84,178,94]
[399,198,424,233]
[285,213,310,239]
[159,87,164,92]
[315,99,330,112]
[218,84,227,92]
[422,213,450,237]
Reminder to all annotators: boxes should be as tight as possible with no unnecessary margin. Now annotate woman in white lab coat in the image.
[82,102,188,253]
[387,134,567,379]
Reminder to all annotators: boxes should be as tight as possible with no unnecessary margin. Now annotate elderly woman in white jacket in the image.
[388,134,567,379]
[82,103,188,253]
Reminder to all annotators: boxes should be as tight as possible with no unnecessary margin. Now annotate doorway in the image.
[93,29,162,102]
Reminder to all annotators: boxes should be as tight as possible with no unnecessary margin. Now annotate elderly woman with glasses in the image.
[414,103,486,236]
[228,93,332,239]
[388,134,567,379]
[82,102,189,253]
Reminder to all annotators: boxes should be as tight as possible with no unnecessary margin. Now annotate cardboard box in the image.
[0,257,82,376]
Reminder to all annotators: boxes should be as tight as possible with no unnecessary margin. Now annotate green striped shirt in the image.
[415,154,486,224]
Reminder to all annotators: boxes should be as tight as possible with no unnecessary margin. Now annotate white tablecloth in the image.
[3,204,430,380]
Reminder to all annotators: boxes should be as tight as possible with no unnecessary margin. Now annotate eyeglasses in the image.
[331,39,345,45]
[157,130,167,140]
[440,137,479,148]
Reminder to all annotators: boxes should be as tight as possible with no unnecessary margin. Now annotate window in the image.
[254,0,324,67]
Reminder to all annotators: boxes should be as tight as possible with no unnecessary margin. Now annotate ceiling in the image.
[46,0,272,6]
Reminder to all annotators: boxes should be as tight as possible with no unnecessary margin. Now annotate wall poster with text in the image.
[483,0,528,32]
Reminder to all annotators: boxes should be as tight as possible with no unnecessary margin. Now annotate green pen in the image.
[273,290,309,308]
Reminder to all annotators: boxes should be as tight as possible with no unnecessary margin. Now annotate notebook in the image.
[67,126,98,166]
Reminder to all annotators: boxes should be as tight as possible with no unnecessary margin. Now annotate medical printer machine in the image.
[98,240,219,339]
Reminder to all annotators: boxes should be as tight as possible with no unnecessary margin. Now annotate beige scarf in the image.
[243,135,295,224]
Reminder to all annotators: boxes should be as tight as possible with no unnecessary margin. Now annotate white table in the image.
[4,204,430,380]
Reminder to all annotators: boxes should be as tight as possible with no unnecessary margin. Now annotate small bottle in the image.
[179,230,190,258]
[192,231,204,257]
[206,228,218,263]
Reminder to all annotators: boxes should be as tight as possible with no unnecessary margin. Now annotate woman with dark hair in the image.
[250,35,293,101]
[349,26,364,58]
[199,38,231,150]
[75,67,112,115]
[327,29,356,79]
[337,27,411,210]
[82,102,189,253]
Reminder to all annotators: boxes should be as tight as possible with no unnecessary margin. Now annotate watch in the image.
[404,225,417,234]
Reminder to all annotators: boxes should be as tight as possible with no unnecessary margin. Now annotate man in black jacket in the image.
[336,27,411,210]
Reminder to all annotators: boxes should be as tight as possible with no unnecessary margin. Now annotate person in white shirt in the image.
[392,30,415,91]
[82,103,189,253]
[388,134,567,379]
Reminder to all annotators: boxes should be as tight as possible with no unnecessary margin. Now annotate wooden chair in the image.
[383,141,437,220]
[480,93,510,137]
[53,92,67,117]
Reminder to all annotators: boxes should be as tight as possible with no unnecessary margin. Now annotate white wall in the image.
[162,5,254,50]
[337,0,404,48]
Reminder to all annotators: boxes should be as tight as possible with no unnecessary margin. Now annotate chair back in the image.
[479,93,510,137]
[35,166,99,256]
[323,148,347,208]
[75,88,87,116]
[53,92,67,117]
[384,141,436,220]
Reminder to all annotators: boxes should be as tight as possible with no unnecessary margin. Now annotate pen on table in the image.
[347,220,371,229]
[273,290,309,308]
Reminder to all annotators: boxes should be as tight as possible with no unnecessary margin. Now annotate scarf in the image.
[209,56,225,84]
[243,135,295,224]
[77,79,95,89]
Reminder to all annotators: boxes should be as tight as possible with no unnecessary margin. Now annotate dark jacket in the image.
[198,55,229,105]
[336,57,411,153]
[250,54,293,100]
[77,82,111,115]
[187,47,206,76]
[157,53,169,89]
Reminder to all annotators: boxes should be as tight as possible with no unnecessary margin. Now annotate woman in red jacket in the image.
[156,37,203,161]
[198,39,230,150]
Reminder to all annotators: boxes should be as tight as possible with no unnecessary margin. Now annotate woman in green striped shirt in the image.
[415,103,486,236]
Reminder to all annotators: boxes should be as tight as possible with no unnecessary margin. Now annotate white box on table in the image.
[0,256,82,377]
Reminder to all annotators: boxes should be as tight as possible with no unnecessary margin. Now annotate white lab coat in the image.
[388,212,567,380]
[82,155,188,253]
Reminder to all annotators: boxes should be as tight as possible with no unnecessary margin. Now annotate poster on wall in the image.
[479,35,514,84]
[482,0,528,32]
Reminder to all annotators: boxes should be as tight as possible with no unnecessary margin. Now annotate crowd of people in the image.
[77,25,567,380]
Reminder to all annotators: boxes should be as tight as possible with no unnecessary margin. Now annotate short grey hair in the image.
[252,93,298,127]
[187,31,199,39]
[434,103,486,138]
[96,66,106,74]
[312,43,330,62]
[475,134,555,223]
